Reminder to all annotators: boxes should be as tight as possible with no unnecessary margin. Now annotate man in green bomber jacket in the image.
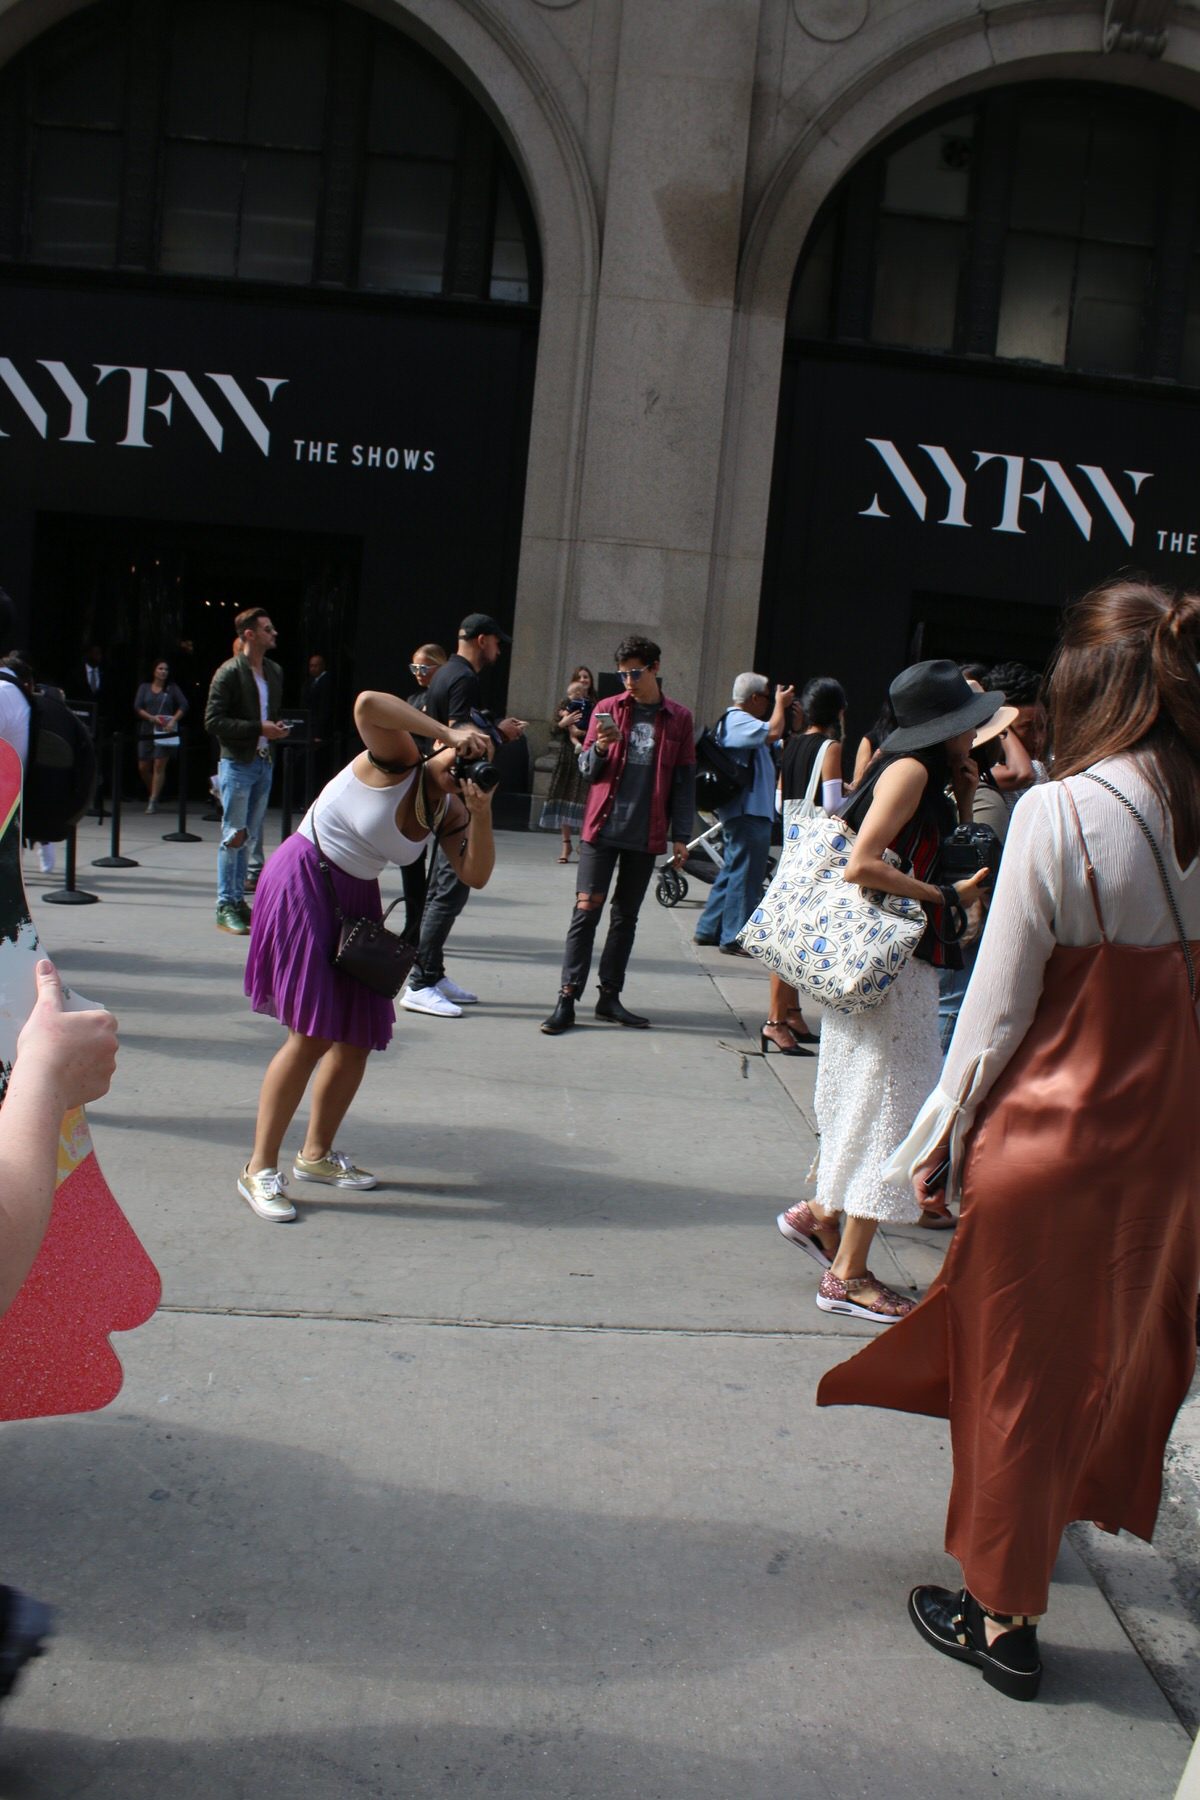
[204,609,288,935]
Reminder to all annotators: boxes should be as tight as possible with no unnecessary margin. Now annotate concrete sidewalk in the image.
[0,812,1190,1796]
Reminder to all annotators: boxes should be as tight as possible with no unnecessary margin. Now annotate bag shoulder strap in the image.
[802,737,826,809]
[309,812,411,929]
[1079,770,1196,1000]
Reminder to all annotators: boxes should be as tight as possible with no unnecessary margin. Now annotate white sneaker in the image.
[238,1164,297,1222]
[436,975,478,1005]
[292,1149,377,1190]
[401,984,462,1018]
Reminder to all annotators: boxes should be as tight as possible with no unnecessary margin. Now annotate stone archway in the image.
[698,3,1200,722]
[0,0,601,725]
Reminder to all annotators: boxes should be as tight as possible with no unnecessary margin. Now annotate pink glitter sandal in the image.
[776,1201,840,1270]
[816,1268,915,1323]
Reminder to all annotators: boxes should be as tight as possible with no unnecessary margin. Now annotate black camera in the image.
[451,752,501,792]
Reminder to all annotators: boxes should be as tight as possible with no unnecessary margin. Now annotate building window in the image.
[789,85,1198,385]
[0,0,540,307]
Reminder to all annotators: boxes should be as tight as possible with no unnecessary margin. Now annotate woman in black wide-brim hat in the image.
[776,660,1013,1324]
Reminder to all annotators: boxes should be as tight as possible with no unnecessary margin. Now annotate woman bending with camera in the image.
[238,691,495,1222]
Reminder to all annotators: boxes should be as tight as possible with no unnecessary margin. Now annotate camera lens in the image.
[451,754,501,792]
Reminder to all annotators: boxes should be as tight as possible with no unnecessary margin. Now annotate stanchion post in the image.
[162,735,202,844]
[43,825,99,906]
[279,743,295,842]
[93,731,138,868]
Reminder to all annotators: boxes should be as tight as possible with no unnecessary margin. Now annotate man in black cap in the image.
[402,614,525,1017]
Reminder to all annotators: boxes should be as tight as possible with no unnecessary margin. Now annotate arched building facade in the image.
[1,0,1198,733]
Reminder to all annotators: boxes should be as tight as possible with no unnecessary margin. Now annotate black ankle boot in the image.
[908,1585,1042,1701]
[594,987,649,1028]
[540,991,576,1036]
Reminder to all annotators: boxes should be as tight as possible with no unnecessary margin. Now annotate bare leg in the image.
[764,972,801,1050]
[137,758,153,795]
[828,1213,878,1280]
[302,1042,371,1160]
[151,758,168,801]
[250,1031,331,1173]
[559,827,573,861]
[772,974,813,1039]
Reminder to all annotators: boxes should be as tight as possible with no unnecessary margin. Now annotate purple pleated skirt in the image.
[244,832,394,1052]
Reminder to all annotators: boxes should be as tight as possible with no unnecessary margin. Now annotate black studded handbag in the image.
[310,818,416,999]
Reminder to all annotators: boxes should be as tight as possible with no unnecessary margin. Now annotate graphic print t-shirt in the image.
[598,702,660,850]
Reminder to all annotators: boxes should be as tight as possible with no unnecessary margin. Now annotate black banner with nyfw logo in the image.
[0,277,536,705]
[759,347,1200,729]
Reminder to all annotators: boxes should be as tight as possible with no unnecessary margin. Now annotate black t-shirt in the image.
[423,654,481,728]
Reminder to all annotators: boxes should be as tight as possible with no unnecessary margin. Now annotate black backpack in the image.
[694,712,753,813]
[0,670,96,843]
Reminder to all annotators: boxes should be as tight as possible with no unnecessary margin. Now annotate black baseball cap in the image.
[459,612,512,643]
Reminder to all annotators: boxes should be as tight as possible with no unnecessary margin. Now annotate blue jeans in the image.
[695,813,773,947]
[937,940,978,1056]
[217,755,274,906]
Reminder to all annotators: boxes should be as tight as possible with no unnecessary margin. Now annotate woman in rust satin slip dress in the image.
[818,577,1200,1702]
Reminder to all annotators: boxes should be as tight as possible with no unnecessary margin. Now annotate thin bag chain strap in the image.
[1080,771,1196,1000]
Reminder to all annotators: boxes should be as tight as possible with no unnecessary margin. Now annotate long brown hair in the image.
[1047,576,1200,864]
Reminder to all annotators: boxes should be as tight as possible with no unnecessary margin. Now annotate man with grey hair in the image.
[694,671,794,954]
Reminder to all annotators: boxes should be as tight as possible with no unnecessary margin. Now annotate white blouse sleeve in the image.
[882,787,1062,1188]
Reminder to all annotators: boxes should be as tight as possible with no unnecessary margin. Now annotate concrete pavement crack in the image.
[155,1302,865,1341]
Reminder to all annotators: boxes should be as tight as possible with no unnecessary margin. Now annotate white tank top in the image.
[298,762,432,879]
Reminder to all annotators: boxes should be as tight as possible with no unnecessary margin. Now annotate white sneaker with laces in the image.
[238,1164,297,1222]
[401,985,462,1018]
[292,1149,377,1190]
[436,975,478,1005]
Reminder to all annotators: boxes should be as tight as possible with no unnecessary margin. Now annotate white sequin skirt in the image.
[813,957,941,1224]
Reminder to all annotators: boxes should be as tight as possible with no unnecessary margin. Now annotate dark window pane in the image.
[167,2,250,140]
[368,42,460,159]
[359,159,452,294]
[789,208,836,336]
[1009,102,1088,235]
[1081,119,1159,247]
[489,171,529,302]
[34,33,124,129]
[1067,242,1149,372]
[881,114,974,221]
[159,142,241,276]
[996,233,1073,364]
[247,6,328,149]
[239,151,319,282]
[1181,258,1200,385]
[30,128,120,266]
[870,217,962,350]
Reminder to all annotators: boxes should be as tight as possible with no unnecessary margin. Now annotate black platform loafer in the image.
[540,992,577,1035]
[908,1586,1042,1702]
[594,989,649,1028]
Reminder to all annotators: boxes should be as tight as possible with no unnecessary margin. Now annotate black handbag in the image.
[695,713,753,812]
[311,819,416,999]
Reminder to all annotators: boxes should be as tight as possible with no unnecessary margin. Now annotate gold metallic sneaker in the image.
[237,1164,296,1222]
[291,1150,377,1191]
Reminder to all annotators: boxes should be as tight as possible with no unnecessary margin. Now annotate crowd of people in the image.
[0,573,1193,1719]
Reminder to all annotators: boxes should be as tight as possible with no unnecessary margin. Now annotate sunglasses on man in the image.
[618,668,652,683]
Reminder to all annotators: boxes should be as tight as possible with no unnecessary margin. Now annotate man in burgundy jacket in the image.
[541,635,695,1034]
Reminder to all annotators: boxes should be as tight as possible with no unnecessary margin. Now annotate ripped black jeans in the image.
[559,842,656,995]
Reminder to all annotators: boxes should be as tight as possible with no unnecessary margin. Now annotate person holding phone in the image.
[541,636,694,1035]
[133,658,188,815]
[204,609,289,937]
[539,666,596,861]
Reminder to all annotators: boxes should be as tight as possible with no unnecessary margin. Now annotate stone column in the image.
[560,0,762,714]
